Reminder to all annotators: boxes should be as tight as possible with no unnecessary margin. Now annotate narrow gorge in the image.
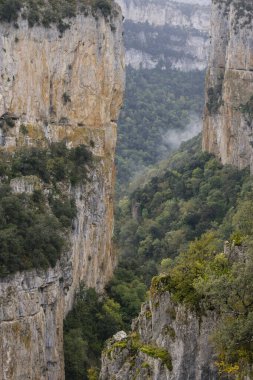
[0,2,124,379]
[100,1,253,379]
[1,0,253,379]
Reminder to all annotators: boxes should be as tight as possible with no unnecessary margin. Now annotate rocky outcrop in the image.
[117,0,210,71]
[100,291,218,380]
[0,5,124,380]
[100,242,250,380]
[203,0,253,171]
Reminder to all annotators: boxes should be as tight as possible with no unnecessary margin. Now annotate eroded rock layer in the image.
[0,6,124,380]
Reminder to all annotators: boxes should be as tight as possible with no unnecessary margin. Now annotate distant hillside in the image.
[114,0,210,189]
[118,0,210,70]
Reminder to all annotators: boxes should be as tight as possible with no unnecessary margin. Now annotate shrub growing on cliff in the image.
[0,141,92,276]
[239,94,253,126]
[0,0,115,30]
[11,142,92,185]
[152,174,253,376]
[0,0,22,22]
[0,186,65,275]
[94,0,111,17]
[206,83,223,115]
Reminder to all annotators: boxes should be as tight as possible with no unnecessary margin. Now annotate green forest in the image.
[116,67,205,189]
[0,0,252,378]
[64,135,253,379]
[0,142,92,275]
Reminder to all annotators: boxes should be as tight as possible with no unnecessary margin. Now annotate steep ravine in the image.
[0,5,124,380]
[100,0,253,379]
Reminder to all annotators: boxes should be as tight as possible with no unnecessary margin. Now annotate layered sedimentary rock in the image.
[203,0,253,171]
[0,6,124,380]
[117,0,210,71]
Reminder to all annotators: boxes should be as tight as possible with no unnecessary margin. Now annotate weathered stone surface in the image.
[117,0,210,30]
[203,0,253,171]
[117,0,210,71]
[100,292,218,380]
[100,241,250,379]
[0,6,124,380]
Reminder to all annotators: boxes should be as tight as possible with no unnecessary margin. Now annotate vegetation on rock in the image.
[213,0,253,32]
[0,141,92,276]
[139,344,172,370]
[105,332,172,372]
[109,135,247,323]
[0,0,115,29]
[64,135,253,377]
[239,94,253,126]
[0,185,65,275]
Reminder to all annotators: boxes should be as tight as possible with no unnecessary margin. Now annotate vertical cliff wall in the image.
[203,0,253,170]
[100,291,218,380]
[117,0,210,71]
[100,2,253,379]
[0,5,124,380]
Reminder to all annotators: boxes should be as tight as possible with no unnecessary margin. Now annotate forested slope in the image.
[116,67,205,188]
[65,135,252,378]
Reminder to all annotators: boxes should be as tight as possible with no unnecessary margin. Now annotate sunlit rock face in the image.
[203,0,253,172]
[0,6,124,380]
[117,0,211,71]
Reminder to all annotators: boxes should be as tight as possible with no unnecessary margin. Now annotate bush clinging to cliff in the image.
[0,0,22,22]
[0,186,65,275]
[0,0,115,29]
[0,141,93,276]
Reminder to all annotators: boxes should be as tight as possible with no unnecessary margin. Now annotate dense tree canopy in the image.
[0,142,92,275]
[116,67,205,189]
[64,136,253,378]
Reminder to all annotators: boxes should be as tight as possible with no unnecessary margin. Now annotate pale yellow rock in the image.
[203,0,253,171]
[0,5,124,380]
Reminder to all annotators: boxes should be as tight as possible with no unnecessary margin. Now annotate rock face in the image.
[117,0,211,71]
[100,242,249,380]
[203,0,253,171]
[0,6,124,380]
[100,291,218,380]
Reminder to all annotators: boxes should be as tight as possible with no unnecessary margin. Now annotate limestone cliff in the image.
[203,0,253,171]
[100,291,218,380]
[117,0,210,71]
[0,4,124,380]
[100,242,247,380]
[99,2,253,379]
